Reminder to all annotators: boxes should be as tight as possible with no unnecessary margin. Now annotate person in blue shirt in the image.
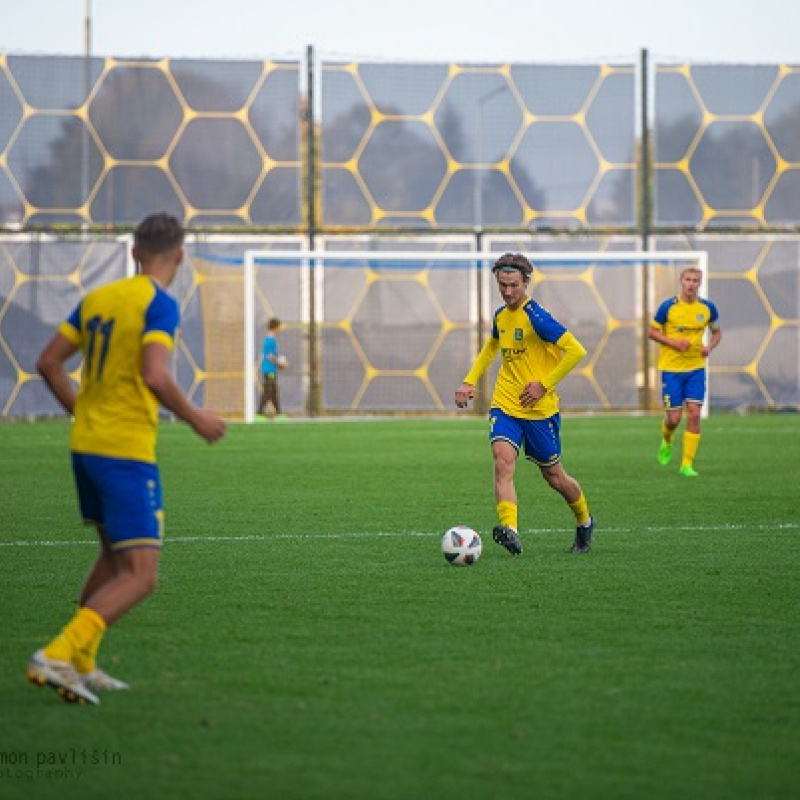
[257,317,288,418]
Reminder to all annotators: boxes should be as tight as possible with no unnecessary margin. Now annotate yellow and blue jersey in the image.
[652,296,720,372]
[59,275,180,463]
[465,299,569,419]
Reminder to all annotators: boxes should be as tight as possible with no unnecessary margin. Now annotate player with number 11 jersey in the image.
[61,275,179,464]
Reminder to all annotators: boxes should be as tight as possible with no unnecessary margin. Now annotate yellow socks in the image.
[661,420,674,444]
[73,630,104,675]
[681,431,700,467]
[569,492,591,526]
[497,500,518,531]
[499,496,591,529]
[43,606,107,664]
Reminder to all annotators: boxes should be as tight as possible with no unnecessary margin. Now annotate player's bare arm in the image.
[36,332,79,415]
[702,328,722,357]
[142,341,226,443]
[648,325,690,351]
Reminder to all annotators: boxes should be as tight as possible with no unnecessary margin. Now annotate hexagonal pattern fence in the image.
[2,232,798,417]
[5,54,800,231]
[0,234,308,417]
[655,63,800,227]
[244,239,711,415]
[320,62,637,228]
[0,54,302,227]
[313,238,477,412]
[0,233,128,415]
[2,53,800,416]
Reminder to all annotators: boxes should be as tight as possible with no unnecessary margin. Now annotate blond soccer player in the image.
[455,252,594,556]
[648,266,721,477]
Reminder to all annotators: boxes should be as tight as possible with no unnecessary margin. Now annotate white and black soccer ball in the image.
[441,526,482,566]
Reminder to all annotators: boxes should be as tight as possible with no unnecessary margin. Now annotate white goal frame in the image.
[242,249,709,421]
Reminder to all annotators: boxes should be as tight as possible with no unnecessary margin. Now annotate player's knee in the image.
[540,470,558,491]
[121,551,160,598]
[494,457,515,480]
[134,570,159,600]
[542,466,575,497]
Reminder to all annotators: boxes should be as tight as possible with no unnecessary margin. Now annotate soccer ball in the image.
[441,526,482,566]
[276,355,289,368]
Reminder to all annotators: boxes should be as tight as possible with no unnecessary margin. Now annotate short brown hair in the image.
[134,213,185,257]
[492,252,533,279]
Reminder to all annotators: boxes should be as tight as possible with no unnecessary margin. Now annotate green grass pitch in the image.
[1,415,799,800]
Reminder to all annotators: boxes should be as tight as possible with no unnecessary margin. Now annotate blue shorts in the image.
[489,408,562,468]
[660,368,706,409]
[71,453,164,551]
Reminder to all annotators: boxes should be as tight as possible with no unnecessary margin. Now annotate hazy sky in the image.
[2,0,799,63]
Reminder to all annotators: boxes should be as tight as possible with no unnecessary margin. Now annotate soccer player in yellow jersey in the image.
[455,253,594,556]
[649,266,721,477]
[29,213,226,705]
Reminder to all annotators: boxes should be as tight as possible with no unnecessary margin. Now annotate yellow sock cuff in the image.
[497,501,518,531]
[79,606,108,634]
[569,493,590,526]
[44,606,107,663]
[661,421,673,443]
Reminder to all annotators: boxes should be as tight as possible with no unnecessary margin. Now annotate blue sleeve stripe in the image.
[654,297,677,324]
[524,300,566,343]
[145,286,180,337]
[491,305,503,338]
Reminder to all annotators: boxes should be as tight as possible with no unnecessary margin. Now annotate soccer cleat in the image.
[27,650,100,706]
[679,465,699,477]
[571,516,594,554]
[80,668,130,692]
[658,440,673,466]
[492,525,522,556]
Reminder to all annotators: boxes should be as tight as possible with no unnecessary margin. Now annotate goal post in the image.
[243,249,488,422]
[243,248,312,422]
[240,248,709,421]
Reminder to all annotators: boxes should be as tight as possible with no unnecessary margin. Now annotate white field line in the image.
[1,521,797,548]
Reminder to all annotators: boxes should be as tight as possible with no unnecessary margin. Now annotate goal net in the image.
[235,249,708,421]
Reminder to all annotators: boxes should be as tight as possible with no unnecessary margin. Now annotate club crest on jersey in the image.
[514,328,523,341]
